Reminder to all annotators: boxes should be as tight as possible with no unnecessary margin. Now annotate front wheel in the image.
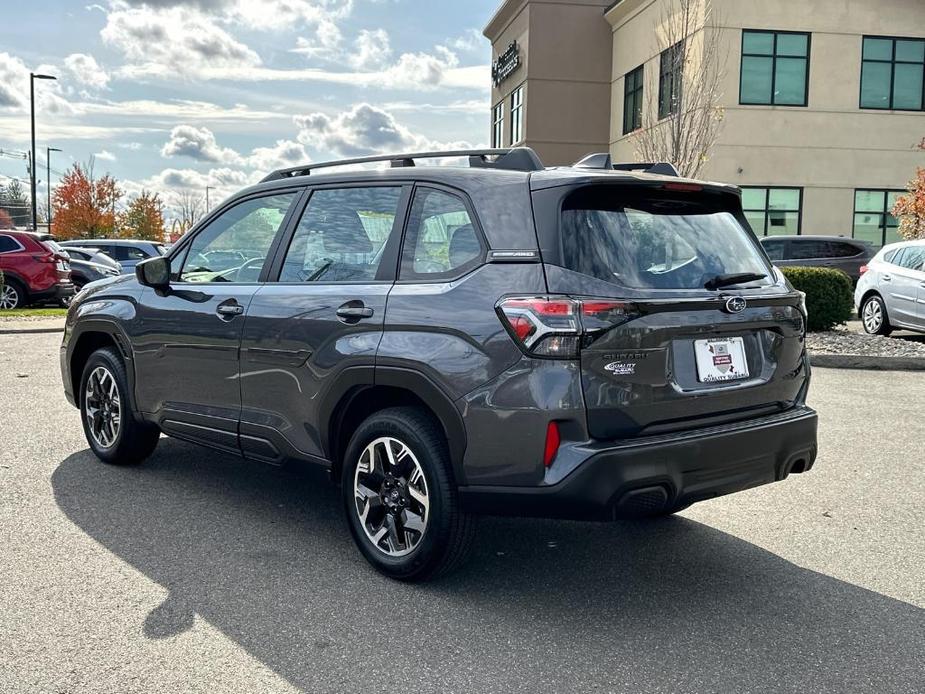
[341,407,474,581]
[80,347,160,465]
[861,294,892,335]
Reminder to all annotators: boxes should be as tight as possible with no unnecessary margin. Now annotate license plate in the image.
[694,337,749,383]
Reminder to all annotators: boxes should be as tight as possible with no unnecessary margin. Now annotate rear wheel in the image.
[861,294,891,335]
[79,347,160,465]
[0,279,25,309]
[341,407,474,581]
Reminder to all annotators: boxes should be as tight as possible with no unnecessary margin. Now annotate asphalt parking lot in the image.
[1,331,923,693]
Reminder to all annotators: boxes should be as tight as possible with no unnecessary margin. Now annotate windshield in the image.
[560,189,770,290]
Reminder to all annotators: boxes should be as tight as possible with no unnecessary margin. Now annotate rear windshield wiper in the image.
[704,272,766,290]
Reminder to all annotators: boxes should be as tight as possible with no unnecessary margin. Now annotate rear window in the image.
[560,187,771,290]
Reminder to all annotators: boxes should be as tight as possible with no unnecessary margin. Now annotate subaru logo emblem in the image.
[725,297,747,314]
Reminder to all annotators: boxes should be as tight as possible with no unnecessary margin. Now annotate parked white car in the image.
[854,240,925,335]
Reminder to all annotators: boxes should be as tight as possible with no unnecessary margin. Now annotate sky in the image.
[0,0,498,216]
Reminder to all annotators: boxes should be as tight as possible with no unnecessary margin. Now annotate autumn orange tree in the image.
[120,191,166,241]
[0,208,13,230]
[51,161,121,240]
[892,137,925,241]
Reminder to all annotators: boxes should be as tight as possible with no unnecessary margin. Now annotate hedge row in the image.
[780,266,854,332]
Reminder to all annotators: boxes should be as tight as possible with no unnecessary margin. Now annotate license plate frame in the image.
[694,336,749,383]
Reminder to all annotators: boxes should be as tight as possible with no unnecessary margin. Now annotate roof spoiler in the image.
[261,147,545,182]
[573,152,679,177]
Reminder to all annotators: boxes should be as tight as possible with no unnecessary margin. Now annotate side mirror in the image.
[136,255,171,290]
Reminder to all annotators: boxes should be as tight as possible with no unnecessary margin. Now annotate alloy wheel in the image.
[84,366,122,448]
[0,284,20,309]
[353,436,429,557]
[862,299,882,333]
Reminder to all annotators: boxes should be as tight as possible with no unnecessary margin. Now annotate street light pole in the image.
[46,146,62,232]
[205,186,214,213]
[30,72,56,231]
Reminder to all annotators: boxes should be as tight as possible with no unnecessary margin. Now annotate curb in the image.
[809,353,925,371]
[0,326,64,335]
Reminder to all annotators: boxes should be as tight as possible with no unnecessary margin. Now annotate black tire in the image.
[0,277,26,309]
[79,347,160,465]
[341,407,475,581]
[860,294,892,336]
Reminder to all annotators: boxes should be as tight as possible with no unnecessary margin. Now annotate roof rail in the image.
[261,147,545,182]
[573,152,679,177]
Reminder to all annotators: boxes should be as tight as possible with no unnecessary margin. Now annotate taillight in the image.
[859,264,868,275]
[497,296,635,359]
[498,297,582,358]
[543,421,560,468]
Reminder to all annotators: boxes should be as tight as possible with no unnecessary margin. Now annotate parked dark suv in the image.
[61,148,818,580]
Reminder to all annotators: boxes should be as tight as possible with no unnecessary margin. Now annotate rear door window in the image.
[559,187,771,290]
[113,245,149,262]
[0,235,22,253]
[787,240,831,260]
[897,246,925,271]
[279,186,403,283]
[827,241,861,258]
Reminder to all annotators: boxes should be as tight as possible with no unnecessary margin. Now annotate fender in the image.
[376,367,469,485]
[65,314,142,420]
[319,365,469,485]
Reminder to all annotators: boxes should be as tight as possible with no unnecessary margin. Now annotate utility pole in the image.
[46,146,62,232]
[205,186,213,213]
[30,72,57,230]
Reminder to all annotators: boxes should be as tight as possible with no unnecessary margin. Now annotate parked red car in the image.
[0,231,74,309]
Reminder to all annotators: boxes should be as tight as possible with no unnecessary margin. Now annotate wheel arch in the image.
[324,367,468,486]
[68,321,137,413]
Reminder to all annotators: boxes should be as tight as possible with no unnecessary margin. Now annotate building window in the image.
[741,187,802,236]
[658,41,684,119]
[510,85,524,144]
[623,65,644,135]
[491,102,504,147]
[853,189,904,246]
[740,30,810,106]
[860,36,925,111]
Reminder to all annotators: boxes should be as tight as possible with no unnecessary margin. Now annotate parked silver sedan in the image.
[854,240,925,335]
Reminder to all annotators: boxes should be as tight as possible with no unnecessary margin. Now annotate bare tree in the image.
[631,0,727,178]
[172,190,205,232]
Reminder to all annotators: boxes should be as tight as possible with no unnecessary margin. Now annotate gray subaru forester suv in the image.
[61,148,817,581]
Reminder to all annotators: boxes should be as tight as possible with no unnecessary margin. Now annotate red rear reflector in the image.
[509,315,535,341]
[544,421,560,468]
[662,182,703,192]
[859,265,868,275]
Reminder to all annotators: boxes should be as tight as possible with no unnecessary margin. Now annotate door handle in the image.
[336,302,374,322]
[216,302,244,317]
[882,274,892,282]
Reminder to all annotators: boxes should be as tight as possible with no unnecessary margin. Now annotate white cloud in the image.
[102,5,262,79]
[64,53,110,90]
[94,149,117,161]
[247,139,309,172]
[448,29,486,54]
[349,28,391,70]
[226,0,353,32]
[161,124,243,164]
[0,53,29,108]
[290,20,344,60]
[294,103,469,157]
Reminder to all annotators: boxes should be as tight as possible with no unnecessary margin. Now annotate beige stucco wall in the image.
[607,0,925,237]
[485,0,613,164]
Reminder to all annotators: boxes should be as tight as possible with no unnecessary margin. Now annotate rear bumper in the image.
[31,282,74,303]
[459,406,818,520]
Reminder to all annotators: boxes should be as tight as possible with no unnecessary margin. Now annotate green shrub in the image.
[780,266,853,332]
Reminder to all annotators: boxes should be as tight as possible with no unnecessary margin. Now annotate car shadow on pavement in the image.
[53,439,923,694]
